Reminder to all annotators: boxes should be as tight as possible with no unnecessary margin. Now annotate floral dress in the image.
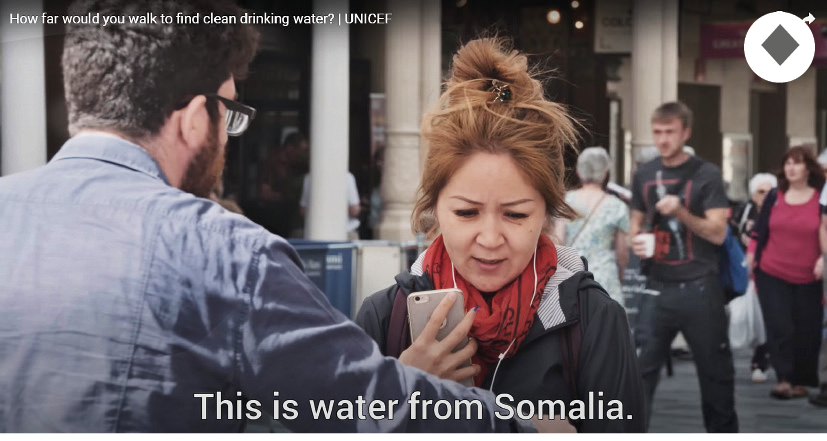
[564,191,630,306]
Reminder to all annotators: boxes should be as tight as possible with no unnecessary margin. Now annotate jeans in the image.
[637,274,738,433]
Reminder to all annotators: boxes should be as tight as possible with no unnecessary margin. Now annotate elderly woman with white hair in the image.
[555,147,629,306]
[730,172,778,383]
[735,173,778,247]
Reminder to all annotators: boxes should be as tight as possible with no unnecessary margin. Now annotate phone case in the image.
[407,289,474,387]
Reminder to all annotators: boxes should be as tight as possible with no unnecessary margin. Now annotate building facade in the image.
[2,0,826,240]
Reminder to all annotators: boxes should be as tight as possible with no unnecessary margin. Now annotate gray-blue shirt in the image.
[0,134,527,432]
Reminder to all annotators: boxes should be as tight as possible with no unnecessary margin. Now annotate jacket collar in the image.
[51,133,171,185]
[535,245,584,329]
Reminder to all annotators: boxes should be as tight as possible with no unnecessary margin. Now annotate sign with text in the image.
[594,0,632,54]
[702,21,827,61]
[700,23,749,58]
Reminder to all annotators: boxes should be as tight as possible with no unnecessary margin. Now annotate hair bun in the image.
[414,36,582,234]
[446,37,542,105]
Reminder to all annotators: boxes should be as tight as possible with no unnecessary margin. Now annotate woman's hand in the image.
[739,231,751,248]
[814,255,823,280]
[398,292,480,384]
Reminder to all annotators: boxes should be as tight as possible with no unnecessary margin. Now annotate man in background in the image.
[300,165,362,240]
[255,132,308,236]
[629,101,737,432]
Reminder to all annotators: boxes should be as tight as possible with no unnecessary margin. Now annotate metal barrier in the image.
[287,239,356,318]
[286,238,429,319]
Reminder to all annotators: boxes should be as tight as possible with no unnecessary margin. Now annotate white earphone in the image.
[450,245,539,391]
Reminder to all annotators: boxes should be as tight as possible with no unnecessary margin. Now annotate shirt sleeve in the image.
[616,198,630,233]
[235,234,533,433]
[699,165,730,211]
[347,173,360,207]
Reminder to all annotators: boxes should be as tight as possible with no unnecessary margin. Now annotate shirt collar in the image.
[51,133,171,185]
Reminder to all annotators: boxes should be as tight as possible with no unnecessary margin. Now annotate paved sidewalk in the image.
[649,348,827,432]
[247,347,826,433]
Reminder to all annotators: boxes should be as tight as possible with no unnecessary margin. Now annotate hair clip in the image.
[489,80,512,103]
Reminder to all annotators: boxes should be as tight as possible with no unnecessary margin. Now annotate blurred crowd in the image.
[556,106,827,428]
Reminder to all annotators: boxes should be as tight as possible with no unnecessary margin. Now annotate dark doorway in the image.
[750,85,787,175]
[817,68,827,150]
[678,83,722,167]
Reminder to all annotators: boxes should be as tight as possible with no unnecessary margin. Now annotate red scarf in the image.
[421,234,558,386]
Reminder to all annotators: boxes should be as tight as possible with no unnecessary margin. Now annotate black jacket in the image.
[354,246,646,432]
[730,200,758,250]
[749,188,778,265]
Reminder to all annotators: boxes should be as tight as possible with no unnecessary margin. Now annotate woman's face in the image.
[434,152,547,293]
[751,182,772,208]
[783,157,808,186]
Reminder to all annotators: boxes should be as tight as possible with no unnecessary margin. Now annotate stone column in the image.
[720,60,753,200]
[306,0,350,240]
[419,0,441,166]
[786,68,817,147]
[720,61,752,135]
[630,0,679,164]
[376,0,423,242]
[660,0,679,102]
[1,0,47,176]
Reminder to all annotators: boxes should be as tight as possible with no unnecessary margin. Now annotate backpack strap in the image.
[386,288,411,358]
[752,187,777,265]
[558,270,601,402]
[560,312,581,401]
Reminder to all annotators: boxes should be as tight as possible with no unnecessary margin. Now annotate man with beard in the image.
[0,0,544,433]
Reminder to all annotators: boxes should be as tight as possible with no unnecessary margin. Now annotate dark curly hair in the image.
[62,0,259,139]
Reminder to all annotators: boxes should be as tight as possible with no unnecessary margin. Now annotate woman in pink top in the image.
[747,146,826,400]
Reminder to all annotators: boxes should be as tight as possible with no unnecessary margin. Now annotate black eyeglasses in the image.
[203,93,256,136]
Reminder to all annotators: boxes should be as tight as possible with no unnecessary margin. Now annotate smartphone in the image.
[407,288,474,387]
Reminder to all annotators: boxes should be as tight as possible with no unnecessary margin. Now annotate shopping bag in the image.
[728,280,766,349]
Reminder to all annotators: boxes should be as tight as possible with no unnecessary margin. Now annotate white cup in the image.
[636,233,655,258]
